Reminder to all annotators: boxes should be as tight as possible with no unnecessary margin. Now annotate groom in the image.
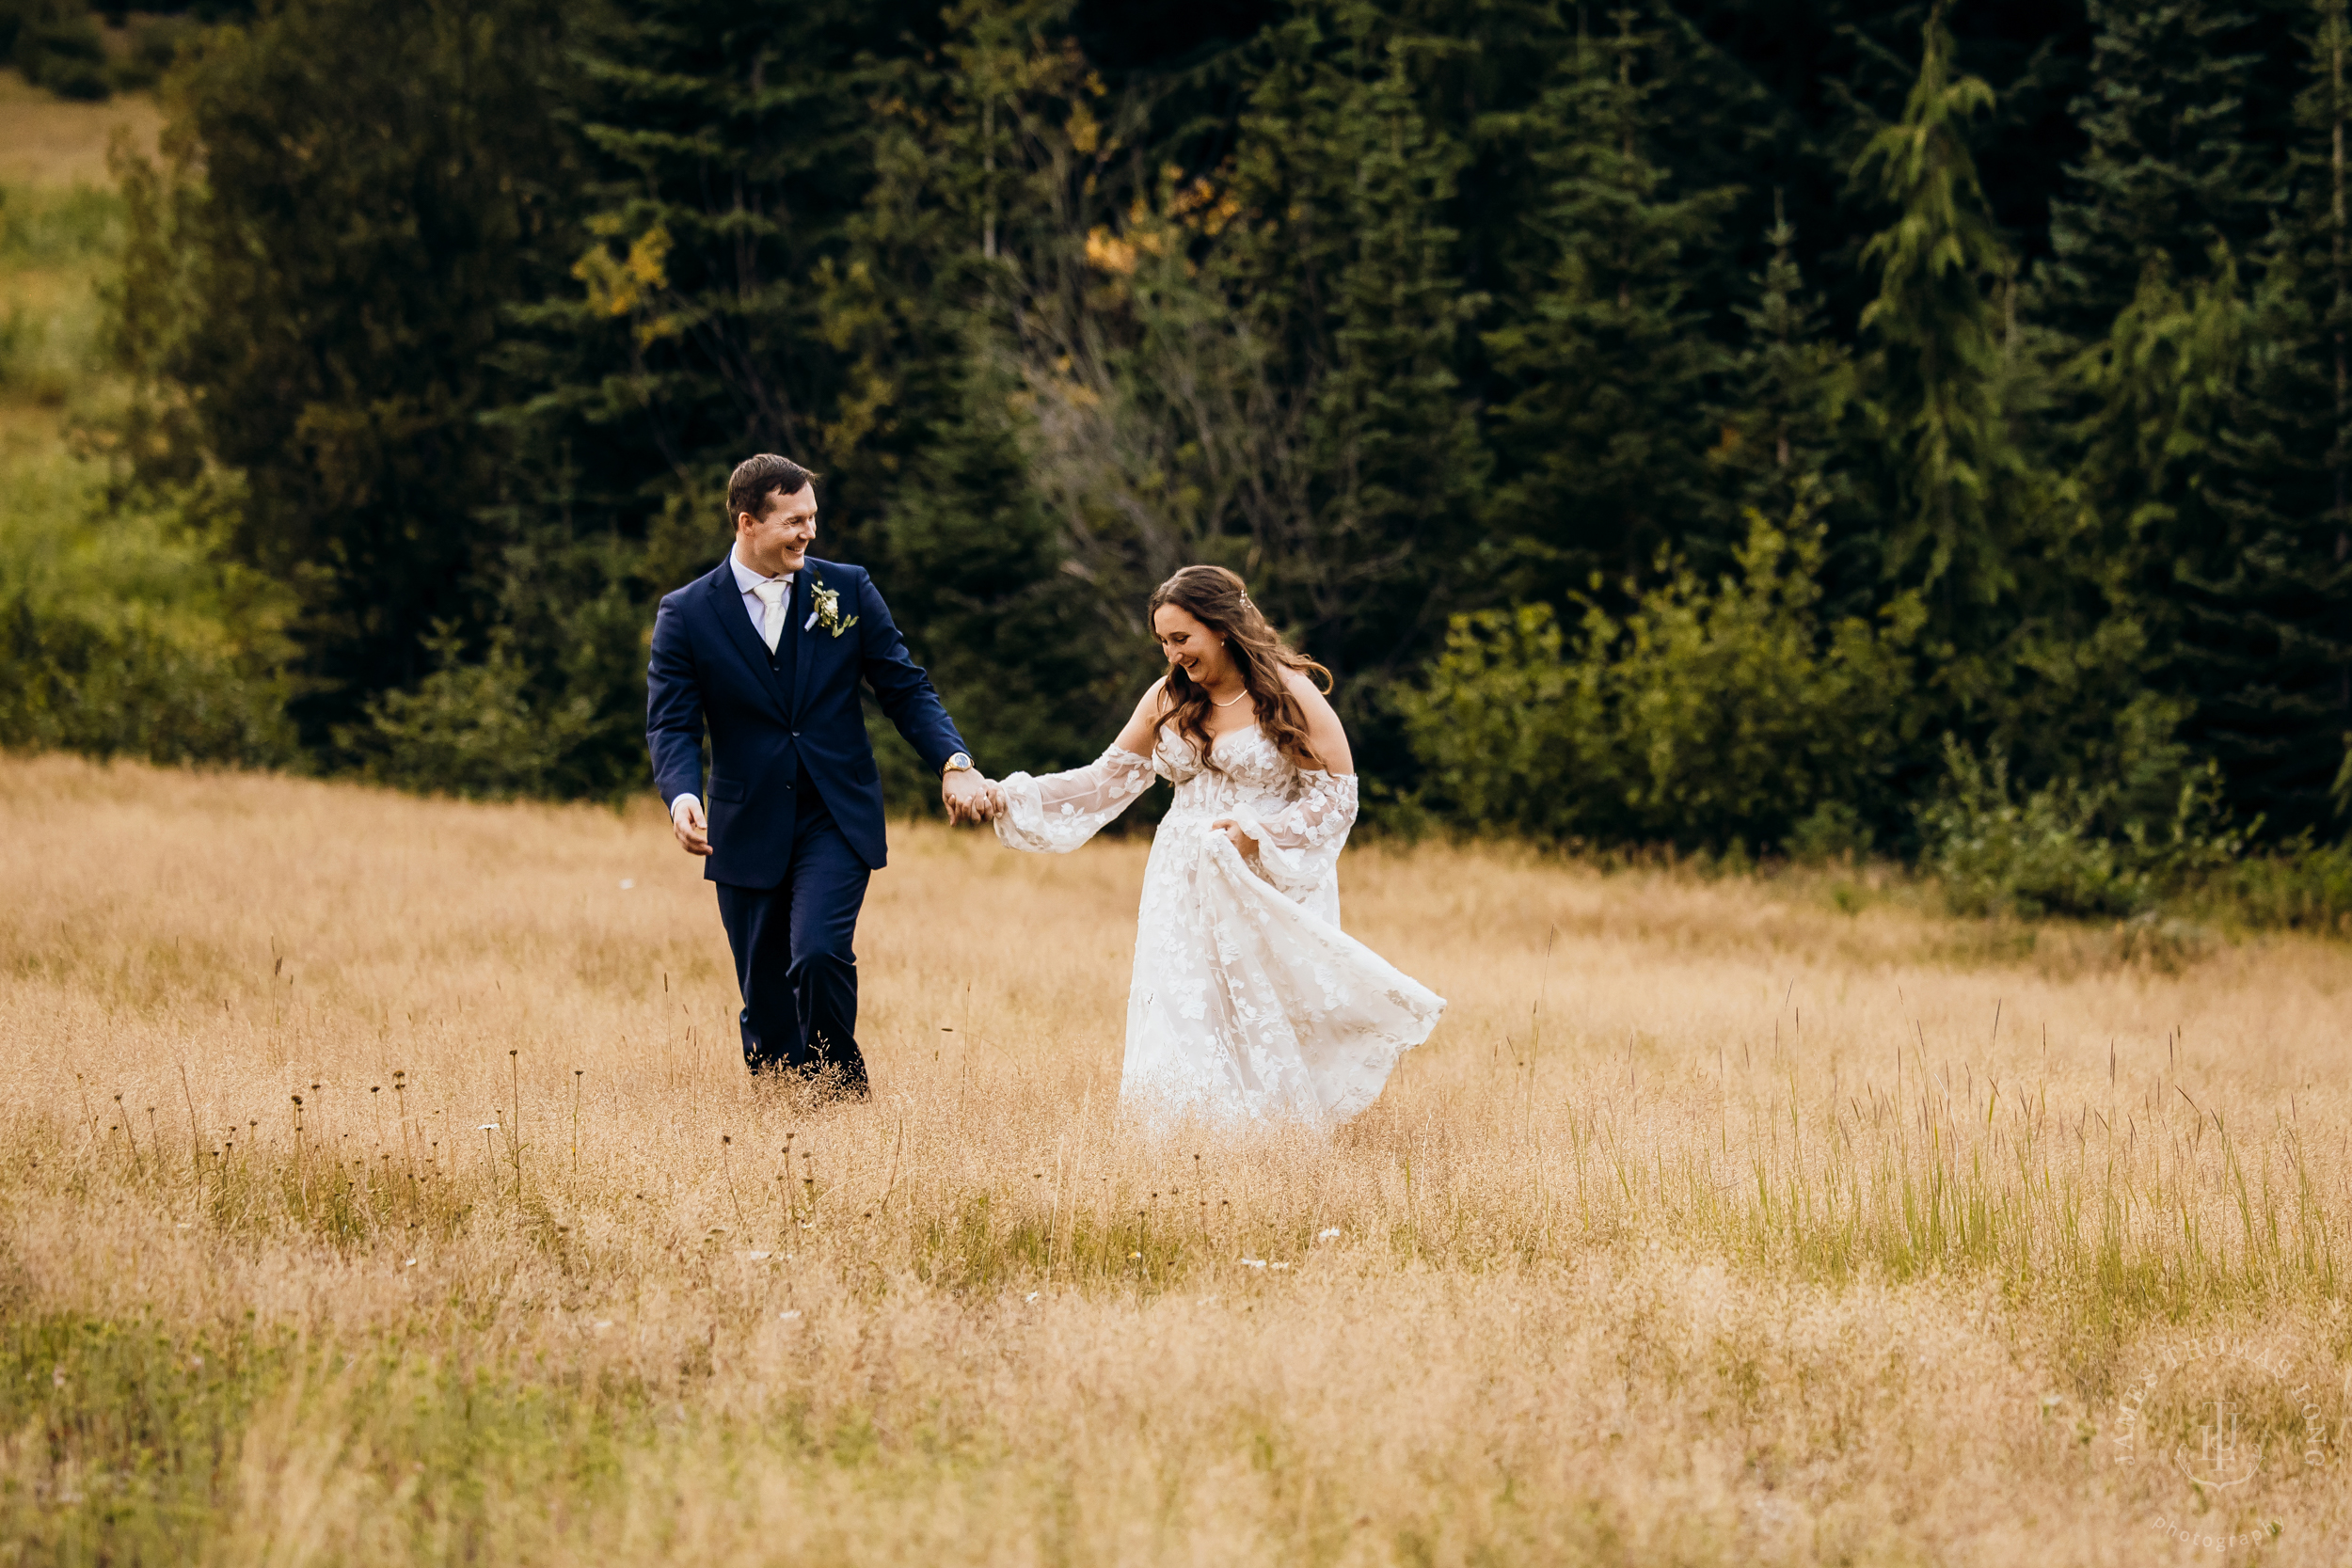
[647,454,997,1096]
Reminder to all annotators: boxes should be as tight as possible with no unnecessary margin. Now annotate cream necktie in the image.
[752,577,792,652]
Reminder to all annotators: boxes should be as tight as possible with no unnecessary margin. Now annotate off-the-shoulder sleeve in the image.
[993,746,1158,854]
[1228,769,1359,899]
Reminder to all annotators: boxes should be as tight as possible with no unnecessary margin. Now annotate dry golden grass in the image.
[3,750,2349,1565]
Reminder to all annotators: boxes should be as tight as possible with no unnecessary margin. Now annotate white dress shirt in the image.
[673,546,795,818]
[731,544,794,640]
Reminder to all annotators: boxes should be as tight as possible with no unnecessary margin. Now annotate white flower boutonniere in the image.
[803,570,860,639]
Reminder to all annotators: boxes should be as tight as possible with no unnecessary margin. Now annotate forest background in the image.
[6,0,2352,925]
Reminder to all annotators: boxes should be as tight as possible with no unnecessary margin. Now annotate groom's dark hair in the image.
[726,453,819,527]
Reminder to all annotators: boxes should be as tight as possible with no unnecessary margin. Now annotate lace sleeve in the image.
[993,746,1158,854]
[1229,769,1359,899]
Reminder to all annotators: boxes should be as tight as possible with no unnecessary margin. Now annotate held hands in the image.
[675,775,999,845]
[942,768,1000,827]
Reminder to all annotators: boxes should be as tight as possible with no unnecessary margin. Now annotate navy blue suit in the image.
[647,556,967,1089]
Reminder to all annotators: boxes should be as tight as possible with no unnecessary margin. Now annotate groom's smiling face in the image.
[738,483,818,578]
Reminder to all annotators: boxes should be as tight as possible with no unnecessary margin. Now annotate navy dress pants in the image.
[713,783,871,1095]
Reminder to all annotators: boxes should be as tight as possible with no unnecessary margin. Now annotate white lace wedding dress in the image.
[993,722,1445,1126]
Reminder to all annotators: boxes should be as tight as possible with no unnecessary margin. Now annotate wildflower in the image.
[1317,1227,1341,1241]
[1239,1258,1266,1269]
[779,1310,803,1322]
[1025,1291,1040,1303]
[619,879,636,890]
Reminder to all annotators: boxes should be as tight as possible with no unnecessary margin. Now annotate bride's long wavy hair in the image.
[1148,566,1333,772]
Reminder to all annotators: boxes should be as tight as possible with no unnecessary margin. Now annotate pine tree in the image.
[499,0,910,542]
[2036,0,2269,769]
[2040,0,2271,346]
[2186,0,2352,834]
[1213,0,1489,689]
[111,0,578,743]
[1481,4,1737,603]
[1852,3,2022,610]
[820,0,1146,779]
[1715,198,1859,562]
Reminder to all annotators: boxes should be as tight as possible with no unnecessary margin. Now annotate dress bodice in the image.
[1155,723,1298,822]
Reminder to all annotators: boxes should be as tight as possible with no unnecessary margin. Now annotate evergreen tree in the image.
[1481,4,1737,603]
[2039,0,2271,345]
[112,0,578,742]
[1852,4,2022,610]
[498,0,914,546]
[2187,0,2352,834]
[830,0,1145,777]
[2035,0,2269,789]
[1213,0,1488,691]
[1714,199,1860,568]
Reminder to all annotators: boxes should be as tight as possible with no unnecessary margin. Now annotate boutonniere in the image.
[803,569,860,639]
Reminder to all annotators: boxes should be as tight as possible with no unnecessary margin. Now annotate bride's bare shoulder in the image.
[1279,665,1352,772]
[1111,676,1174,756]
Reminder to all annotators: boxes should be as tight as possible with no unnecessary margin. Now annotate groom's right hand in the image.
[671,794,713,857]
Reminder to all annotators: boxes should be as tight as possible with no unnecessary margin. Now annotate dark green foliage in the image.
[7,0,110,99]
[113,0,580,749]
[1481,3,1736,602]
[2040,0,2275,344]
[0,593,298,767]
[1851,4,2021,609]
[2170,0,2352,837]
[1713,205,1863,568]
[64,0,2352,892]
[1222,2,1488,679]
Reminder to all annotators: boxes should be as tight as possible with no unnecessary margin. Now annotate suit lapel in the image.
[704,565,792,721]
[789,567,818,721]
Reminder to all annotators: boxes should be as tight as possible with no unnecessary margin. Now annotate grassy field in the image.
[1,752,2347,1565]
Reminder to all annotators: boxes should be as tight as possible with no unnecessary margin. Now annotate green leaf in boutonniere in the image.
[806,569,860,639]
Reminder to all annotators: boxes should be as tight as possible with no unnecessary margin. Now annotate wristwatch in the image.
[942,752,974,775]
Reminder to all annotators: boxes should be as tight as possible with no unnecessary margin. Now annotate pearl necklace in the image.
[1207,685,1250,708]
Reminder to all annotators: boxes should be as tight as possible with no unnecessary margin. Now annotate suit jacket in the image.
[646,556,967,884]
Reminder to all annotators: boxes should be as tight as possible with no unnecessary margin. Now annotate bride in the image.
[988,565,1444,1126]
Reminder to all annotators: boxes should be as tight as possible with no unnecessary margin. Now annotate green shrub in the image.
[1400,505,1924,850]
[337,625,612,801]
[1915,736,2248,920]
[0,454,298,768]
[2204,838,2352,934]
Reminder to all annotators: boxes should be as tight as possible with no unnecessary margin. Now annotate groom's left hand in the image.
[942,768,996,825]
